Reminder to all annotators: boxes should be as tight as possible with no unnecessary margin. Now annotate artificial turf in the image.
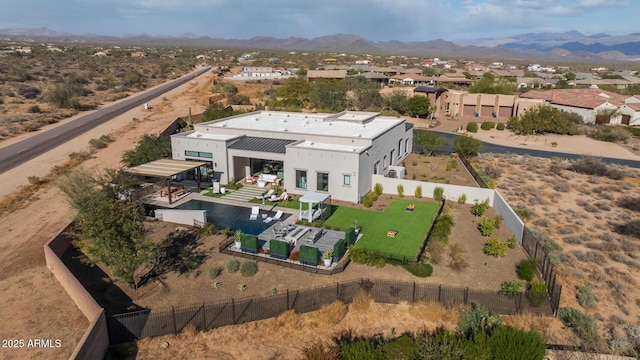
[324,199,439,259]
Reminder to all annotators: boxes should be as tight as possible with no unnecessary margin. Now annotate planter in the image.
[323,258,332,267]
[234,241,241,249]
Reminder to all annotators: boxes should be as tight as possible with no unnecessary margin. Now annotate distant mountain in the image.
[1,28,639,62]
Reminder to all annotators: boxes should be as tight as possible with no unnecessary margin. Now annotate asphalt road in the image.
[434,132,640,169]
[0,67,210,174]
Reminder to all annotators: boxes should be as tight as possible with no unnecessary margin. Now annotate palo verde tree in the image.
[508,105,580,135]
[121,134,171,167]
[453,134,482,158]
[413,129,448,155]
[347,76,383,111]
[407,95,432,118]
[272,76,311,108]
[57,168,156,290]
[384,89,409,114]
[310,79,347,112]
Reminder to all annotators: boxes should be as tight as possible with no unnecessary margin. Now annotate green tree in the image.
[565,72,576,80]
[453,134,482,158]
[275,77,311,108]
[508,105,579,135]
[347,76,383,111]
[121,134,171,167]
[407,95,431,118]
[414,129,447,155]
[310,80,347,112]
[469,72,516,95]
[422,67,439,76]
[57,168,156,290]
[384,89,409,114]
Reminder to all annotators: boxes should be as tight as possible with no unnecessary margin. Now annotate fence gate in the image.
[107,310,151,344]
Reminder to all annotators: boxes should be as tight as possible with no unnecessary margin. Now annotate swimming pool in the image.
[171,200,288,235]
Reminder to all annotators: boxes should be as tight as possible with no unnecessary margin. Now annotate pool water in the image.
[171,200,287,235]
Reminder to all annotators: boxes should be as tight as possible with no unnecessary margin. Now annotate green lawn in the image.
[324,199,439,259]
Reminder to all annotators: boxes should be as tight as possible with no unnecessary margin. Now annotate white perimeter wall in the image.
[154,209,206,226]
[371,175,524,243]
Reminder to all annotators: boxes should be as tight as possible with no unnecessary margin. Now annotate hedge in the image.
[466,121,478,132]
[269,239,289,260]
[481,121,495,130]
[240,234,258,254]
[345,227,357,245]
[299,245,319,265]
[333,238,346,261]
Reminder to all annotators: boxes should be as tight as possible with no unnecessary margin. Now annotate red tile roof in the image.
[520,88,626,109]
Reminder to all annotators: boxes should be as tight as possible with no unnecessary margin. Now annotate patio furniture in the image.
[263,210,283,223]
[304,228,323,244]
[256,189,274,200]
[406,204,415,212]
[212,182,221,194]
[273,222,288,238]
[249,206,260,220]
[387,230,398,238]
[286,226,308,245]
[245,176,256,184]
[257,173,279,188]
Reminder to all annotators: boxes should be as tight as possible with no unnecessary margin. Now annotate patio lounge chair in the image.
[263,210,283,223]
[273,222,287,238]
[249,206,259,220]
[212,181,221,194]
[256,189,274,200]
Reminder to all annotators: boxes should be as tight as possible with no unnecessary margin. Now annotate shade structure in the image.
[298,191,331,222]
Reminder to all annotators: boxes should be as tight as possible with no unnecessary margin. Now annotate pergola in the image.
[298,192,332,222]
[126,159,208,204]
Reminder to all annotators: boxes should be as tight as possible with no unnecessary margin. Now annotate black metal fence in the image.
[521,227,563,316]
[457,153,490,188]
[107,278,556,344]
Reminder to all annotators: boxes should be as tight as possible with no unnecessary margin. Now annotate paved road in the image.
[434,132,640,169]
[0,67,210,174]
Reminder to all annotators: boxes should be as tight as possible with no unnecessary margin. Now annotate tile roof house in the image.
[520,88,633,125]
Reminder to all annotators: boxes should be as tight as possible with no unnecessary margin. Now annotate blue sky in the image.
[0,0,634,41]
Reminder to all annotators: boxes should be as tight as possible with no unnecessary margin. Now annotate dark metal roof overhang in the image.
[228,136,296,154]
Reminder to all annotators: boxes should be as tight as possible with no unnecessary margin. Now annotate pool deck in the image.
[256,223,345,253]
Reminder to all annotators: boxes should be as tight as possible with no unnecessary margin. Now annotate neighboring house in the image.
[520,88,628,125]
[442,90,519,118]
[306,70,347,81]
[389,74,434,86]
[620,95,640,126]
[170,111,414,203]
[355,72,389,86]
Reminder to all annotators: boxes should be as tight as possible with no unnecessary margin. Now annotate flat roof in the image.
[201,111,404,139]
[126,159,208,177]
[292,141,366,153]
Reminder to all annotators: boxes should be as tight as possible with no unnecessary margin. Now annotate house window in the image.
[398,140,402,158]
[343,174,351,186]
[185,150,212,159]
[317,172,329,191]
[390,150,395,164]
[296,170,307,189]
[383,155,387,168]
[405,139,410,154]
[373,161,380,175]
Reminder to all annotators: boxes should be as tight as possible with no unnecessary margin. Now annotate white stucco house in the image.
[170,111,414,203]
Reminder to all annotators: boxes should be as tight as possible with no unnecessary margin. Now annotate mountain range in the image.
[2,28,640,62]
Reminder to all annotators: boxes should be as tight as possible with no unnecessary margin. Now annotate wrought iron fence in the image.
[521,227,563,316]
[107,277,556,344]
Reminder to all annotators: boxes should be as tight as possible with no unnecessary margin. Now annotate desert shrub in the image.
[449,243,469,272]
[484,238,507,257]
[471,198,490,216]
[576,285,596,308]
[373,182,383,196]
[466,121,478,132]
[28,105,42,113]
[617,197,640,212]
[480,121,495,130]
[239,261,258,277]
[208,266,221,279]
[227,94,251,105]
[362,194,373,208]
[457,304,504,338]
[403,262,433,277]
[302,342,340,360]
[613,220,640,239]
[379,334,417,360]
[507,235,517,249]
[349,248,385,268]
[457,193,467,204]
[496,122,505,131]
[430,213,454,243]
[17,84,41,99]
[588,126,629,142]
[569,157,625,180]
[478,216,496,236]
[397,184,404,197]
[558,307,599,345]
[414,185,422,198]
[433,186,444,201]
[340,338,383,360]
[543,239,563,253]
[554,181,570,192]
[514,207,529,221]
[527,280,547,307]
[289,249,300,261]
[487,325,546,360]
[500,280,524,298]
[516,257,538,282]
[483,165,503,179]
[427,241,446,265]
[225,259,239,273]
[445,159,459,171]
